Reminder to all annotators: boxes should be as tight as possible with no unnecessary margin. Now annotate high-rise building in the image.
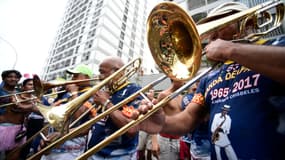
[187,0,284,34]
[43,0,284,81]
[42,0,160,81]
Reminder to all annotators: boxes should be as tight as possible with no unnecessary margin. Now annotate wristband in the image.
[122,105,136,118]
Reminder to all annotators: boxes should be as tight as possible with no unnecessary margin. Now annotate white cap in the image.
[222,105,231,111]
[197,2,248,24]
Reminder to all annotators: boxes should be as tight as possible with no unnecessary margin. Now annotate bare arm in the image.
[206,39,285,84]
[107,103,137,133]
[138,98,206,136]
[94,90,138,137]
[161,102,206,136]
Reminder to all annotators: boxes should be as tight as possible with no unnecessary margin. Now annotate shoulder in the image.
[125,83,142,91]
[113,83,141,97]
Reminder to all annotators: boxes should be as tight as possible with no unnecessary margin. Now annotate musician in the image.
[137,91,158,160]
[181,81,211,160]
[210,105,235,160]
[20,77,44,159]
[0,70,36,159]
[41,64,95,160]
[152,80,188,160]
[137,131,155,160]
[136,2,285,160]
[0,70,22,114]
[87,56,142,160]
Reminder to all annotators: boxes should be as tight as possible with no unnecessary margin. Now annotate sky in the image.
[0,0,68,77]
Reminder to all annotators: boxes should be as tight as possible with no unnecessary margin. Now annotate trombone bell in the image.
[37,103,66,130]
[147,2,202,81]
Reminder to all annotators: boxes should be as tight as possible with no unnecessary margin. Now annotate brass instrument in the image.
[28,75,168,160]
[28,0,284,159]
[211,116,226,143]
[3,75,100,158]
[0,76,99,108]
[0,90,35,108]
[75,1,284,159]
[27,58,142,160]
[36,58,141,131]
[33,75,100,98]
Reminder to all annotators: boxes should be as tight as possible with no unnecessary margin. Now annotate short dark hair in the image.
[22,78,33,86]
[1,70,22,80]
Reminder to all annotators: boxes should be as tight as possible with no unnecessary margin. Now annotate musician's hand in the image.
[205,39,234,62]
[152,142,160,159]
[134,99,165,134]
[66,84,79,93]
[38,132,60,154]
[93,90,110,105]
[146,89,155,100]
[11,96,35,112]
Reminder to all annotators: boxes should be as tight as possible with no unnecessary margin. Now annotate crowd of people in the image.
[0,1,285,160]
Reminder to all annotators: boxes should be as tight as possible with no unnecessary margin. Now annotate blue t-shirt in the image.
[87,83,142,157]
[196,37,285,159]
[181,93,210,149]
[181,93,194,110]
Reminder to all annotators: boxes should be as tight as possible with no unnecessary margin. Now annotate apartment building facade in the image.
[42,0,284,81]
[42,0,159,80]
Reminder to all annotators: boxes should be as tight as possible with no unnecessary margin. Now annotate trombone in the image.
[28,0,284,159]
[0,76,100,108]
[27,58,142,160]
[33,75,101,98]
[34,58,141,131]
[77,1,284,159]
[0,90,35,108]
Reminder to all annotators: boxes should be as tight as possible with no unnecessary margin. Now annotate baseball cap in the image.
[66,64,93,78]
[197,2,248,24]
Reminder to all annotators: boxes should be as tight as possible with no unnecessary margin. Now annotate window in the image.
[72,57,76,65]
[121,23,126,30]
[81,52,90,62]
[120,32,125,40]
[65,59,71,67]
[123,15,127,22]
[118,41,123,49]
